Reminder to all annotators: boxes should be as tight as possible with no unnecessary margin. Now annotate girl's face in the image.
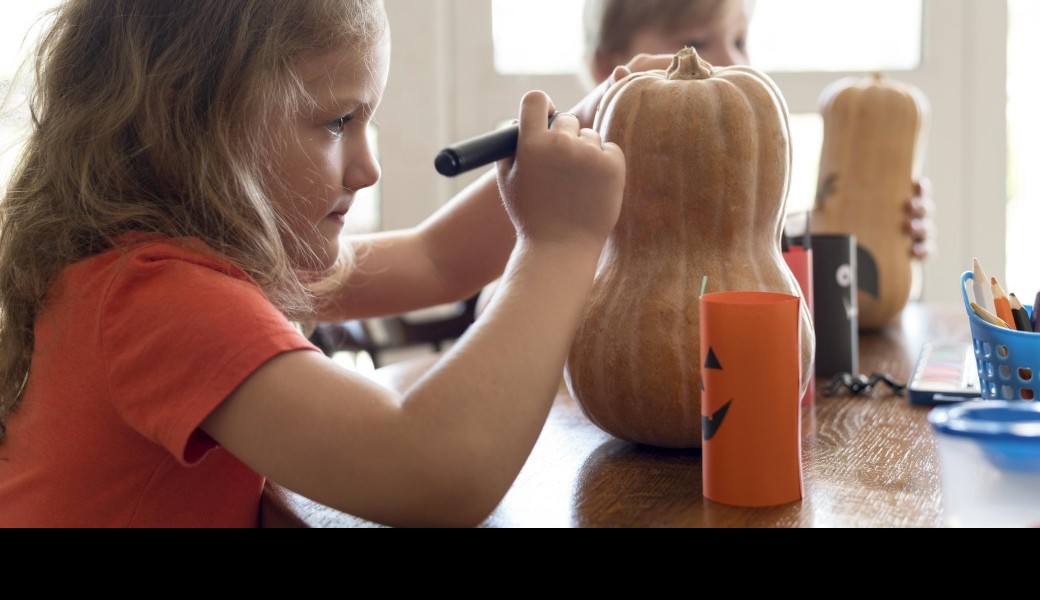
[274,34,390,272]
[595,2,750,80]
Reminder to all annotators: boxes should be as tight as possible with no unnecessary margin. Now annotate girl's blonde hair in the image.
[0,0,387,442]
[584,0,738,71]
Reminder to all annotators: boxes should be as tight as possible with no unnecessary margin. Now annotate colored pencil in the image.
[1009,293,1033,332]
[971,301,1011,329]
[973,258,995,313]
[991,277,1016,330]
[1033,291,1040,333]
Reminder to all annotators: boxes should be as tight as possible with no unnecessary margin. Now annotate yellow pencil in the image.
[991,277,1016,330]
[971,301,1011,329]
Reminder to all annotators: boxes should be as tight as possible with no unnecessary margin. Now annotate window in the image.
[488,0,925,216]
[1,2,59,188]
[454,0,1003,306]
[1005,0,1040,297]
[746,0,925,214]
[749,0,922,73]
[492,0,586,75]
[490,0,924,75]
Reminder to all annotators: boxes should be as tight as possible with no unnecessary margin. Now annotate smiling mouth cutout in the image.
[702,400,731,442]
[701,346,731,441]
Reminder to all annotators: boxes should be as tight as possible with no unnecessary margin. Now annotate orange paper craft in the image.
[700,291,803,507]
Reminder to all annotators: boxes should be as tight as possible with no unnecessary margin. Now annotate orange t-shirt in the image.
[0,235,319,527]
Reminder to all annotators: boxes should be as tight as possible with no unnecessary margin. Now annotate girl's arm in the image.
[316,169,513,321]
[201,91,626,528]
[317,56,672,321]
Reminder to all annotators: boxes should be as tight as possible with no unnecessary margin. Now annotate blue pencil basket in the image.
[962,271,1039,401]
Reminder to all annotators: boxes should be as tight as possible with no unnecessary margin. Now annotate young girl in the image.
[0,0,662,528]
[585,0,751,83]
[583,0,935,258]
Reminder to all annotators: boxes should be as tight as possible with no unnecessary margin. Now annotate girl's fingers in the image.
[518,91,556,142]
[610,65,631,84]
[577,128,603,146]
[550,112,580,136]
[906,196,931,219]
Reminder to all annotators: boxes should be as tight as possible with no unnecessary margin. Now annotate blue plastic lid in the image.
[930,401,1040,472]
[930,401,1040,440]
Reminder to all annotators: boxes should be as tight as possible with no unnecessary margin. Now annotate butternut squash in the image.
[813,73,929,330]
[565,48,814,450]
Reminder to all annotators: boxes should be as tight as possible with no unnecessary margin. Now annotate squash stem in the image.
[667,47,713,81]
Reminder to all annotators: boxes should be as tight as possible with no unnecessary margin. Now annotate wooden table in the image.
[261,302,970,528]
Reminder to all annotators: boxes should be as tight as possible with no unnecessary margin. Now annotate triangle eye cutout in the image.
[704,347,723,370]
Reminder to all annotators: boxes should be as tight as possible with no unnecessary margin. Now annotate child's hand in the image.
[497,91,625,250]
[906,178,936,260]
[569,54,674,130]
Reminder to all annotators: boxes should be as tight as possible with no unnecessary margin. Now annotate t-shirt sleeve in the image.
[100,244,320,467]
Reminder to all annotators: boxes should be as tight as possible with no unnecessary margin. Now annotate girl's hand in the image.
[568,53,674,130]
[906,178,936,260]
[497,91,625,250]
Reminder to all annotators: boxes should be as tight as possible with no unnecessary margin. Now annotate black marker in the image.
[435,113,560,177]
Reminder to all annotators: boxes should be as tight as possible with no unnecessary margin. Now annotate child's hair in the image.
[583,0,739,75]
[0,0,387,442]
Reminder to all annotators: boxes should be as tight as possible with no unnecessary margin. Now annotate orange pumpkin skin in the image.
[813,73,929,330]
[564,48,815,450]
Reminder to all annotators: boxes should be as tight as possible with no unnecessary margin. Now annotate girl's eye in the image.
[326,115,352,136]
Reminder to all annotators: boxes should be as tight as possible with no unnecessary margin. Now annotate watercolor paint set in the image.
[908,342,982,405]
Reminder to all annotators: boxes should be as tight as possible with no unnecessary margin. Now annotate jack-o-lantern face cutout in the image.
[701,347,731,442]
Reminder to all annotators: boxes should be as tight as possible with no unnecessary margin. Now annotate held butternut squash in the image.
[565,48,814,450]
[813,73,930,330]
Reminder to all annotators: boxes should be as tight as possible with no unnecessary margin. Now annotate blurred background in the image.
[1,0,1035,307]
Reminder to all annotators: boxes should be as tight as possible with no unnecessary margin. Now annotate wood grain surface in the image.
[261,303,970,528]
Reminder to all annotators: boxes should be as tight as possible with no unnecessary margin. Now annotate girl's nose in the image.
[345,132,381,192]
